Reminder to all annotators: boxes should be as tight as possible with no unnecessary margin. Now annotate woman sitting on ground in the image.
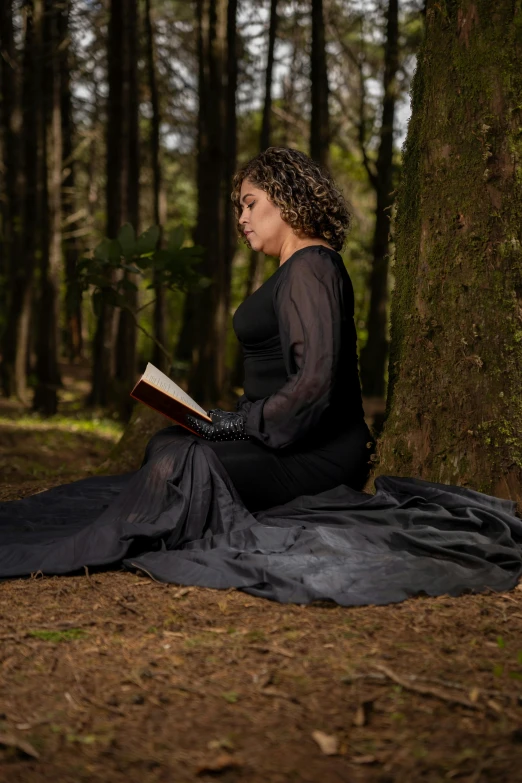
[1,147,521,605]
[174,145,374,511]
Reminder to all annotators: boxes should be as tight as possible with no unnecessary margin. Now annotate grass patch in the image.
[0,414,123,441]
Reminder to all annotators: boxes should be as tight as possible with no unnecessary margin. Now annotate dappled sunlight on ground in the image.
[0,361,123,493]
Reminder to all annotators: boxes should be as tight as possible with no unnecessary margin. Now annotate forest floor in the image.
[1,364,522,783]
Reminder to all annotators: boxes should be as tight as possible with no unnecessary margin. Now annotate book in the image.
[130,362,211,435]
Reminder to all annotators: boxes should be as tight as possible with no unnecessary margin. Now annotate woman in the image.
[1,149,521,606]
[181,146,375,511]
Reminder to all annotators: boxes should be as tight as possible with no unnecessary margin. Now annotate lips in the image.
[244,230,253,237]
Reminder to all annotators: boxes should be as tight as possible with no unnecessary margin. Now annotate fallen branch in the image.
[249,644,295,659]
[373,664,478,710]
[344,670,515,704]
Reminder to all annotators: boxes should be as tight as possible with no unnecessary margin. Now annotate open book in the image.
[130,363,211,435]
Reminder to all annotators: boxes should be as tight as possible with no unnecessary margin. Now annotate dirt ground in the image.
[1,367,522,783]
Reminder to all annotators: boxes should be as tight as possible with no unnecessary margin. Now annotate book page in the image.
[142,363,208,419]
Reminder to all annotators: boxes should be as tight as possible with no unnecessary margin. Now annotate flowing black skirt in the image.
[1,427,521,606]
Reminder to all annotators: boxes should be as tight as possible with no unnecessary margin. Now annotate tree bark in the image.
[375,0,522,505]
[33,0,63,415]
[0,0,22,328]
[310,0,330,168]
[90,0,140,412]
[243,0,278,298]
[89,0,123,407]
[231,0,278,389]
[145,0,167,372]
[0,0,35,401]
[114,0,139,411]
[359,0,399,401]
[60,0,83,362]
[186,0,237,407]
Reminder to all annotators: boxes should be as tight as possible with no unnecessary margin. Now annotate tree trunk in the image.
[0,0,22,331]
[60,0,83,362]
[310,0,330,168]
[33,0,63,415]
[145,0,167,372]
[0,0,34,401]
[231,0,278,389]
[243,0,279,297]
[90,0,140,412]
[375,0,522,505]
[359,0,399,402]
[114,0,139,413]
[90,0,123,407]
[187,0,236,407]
[219,0,238,391]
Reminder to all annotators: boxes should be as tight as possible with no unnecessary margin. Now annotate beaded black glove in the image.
[186,409,249,442]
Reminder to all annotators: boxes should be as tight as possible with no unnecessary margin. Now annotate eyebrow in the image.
[240,193,255,204]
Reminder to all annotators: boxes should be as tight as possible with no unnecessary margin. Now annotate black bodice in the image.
[232,261,287,401]
[232,245,365,449]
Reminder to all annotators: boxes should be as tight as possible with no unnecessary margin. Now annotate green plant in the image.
[72,223,207,369]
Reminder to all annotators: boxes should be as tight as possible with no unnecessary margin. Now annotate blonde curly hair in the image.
[231,147,351,252]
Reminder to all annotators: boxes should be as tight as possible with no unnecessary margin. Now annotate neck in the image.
[278,235,334,266]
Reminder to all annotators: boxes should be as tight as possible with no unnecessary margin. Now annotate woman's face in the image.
[238,179,292,257]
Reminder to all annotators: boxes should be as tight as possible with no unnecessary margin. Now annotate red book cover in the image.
[130,363,211,436]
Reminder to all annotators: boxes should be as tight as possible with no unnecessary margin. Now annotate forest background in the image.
[0,0,422,442]
[1,0,522,504]
[2,4,522,780]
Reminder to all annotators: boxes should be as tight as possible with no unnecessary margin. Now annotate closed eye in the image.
[247,201,255,210]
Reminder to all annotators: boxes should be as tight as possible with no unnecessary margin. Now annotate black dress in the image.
[0,246,521,606]
[204,245,373,511]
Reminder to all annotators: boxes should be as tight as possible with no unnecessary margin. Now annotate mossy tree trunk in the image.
[375,0,522,503]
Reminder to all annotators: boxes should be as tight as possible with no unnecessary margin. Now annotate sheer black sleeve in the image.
[237,249,345,449]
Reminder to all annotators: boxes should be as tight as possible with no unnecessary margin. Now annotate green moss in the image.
[375,0,522,498]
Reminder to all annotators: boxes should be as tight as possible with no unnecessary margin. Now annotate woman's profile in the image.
[0,147,521,607]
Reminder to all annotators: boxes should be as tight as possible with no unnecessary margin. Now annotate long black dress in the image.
[0,246,521,606]
[204,245,373,511]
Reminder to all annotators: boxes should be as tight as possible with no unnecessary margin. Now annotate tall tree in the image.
[60,0,83,362]
[0,0,22,338]
[33,0,64,415]
[231,0,279,388]
[114,0,140,408]
[358,0,399,401]
[310,0,330,167]
[0,0,36,401]
[376,0,522,504]
[184,0,238,406]
[90,0,140,410]
[145,0,167,372]
[244,0,278,299]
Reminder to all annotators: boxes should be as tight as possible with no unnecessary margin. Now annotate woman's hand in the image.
[186,410,249,442]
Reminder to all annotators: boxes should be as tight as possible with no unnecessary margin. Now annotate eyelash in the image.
[247,202,255,210]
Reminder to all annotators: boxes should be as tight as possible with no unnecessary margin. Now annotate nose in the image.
[239,206,249,225]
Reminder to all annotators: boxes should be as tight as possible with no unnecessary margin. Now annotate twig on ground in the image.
[84,570,147,618]
[344,670,518,705]
[249,644,295,658]
[373,664,478,710]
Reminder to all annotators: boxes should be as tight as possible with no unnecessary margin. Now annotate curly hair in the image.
[231,147,351,252]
